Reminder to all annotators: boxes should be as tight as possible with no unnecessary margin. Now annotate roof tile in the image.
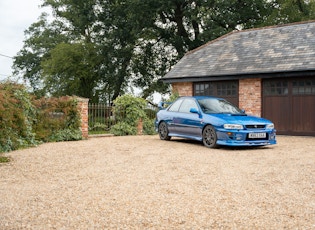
[163,21,315,81]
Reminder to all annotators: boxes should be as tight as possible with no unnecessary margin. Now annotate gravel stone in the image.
[0,135,314,229]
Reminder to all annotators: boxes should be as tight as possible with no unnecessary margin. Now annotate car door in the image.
[166,98,184,134]
[174,98,202,137]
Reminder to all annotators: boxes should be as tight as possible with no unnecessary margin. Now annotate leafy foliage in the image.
[264,0,315,25]
[110,122,137,136]
[0,82,37,152]
[110,95,156,136]
[112,94,147,126]
[0,155,10,163]
[13,14,69,98]
[0,82,82,153]
[41,42,101,101]
[33,96,82,142]
[143,118,156,135]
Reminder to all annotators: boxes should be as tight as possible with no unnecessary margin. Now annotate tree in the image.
[13,14,69,97]
[264,0,315,25]
[41,42,101,101]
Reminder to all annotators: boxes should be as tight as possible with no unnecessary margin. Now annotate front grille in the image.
[245,125,265,129]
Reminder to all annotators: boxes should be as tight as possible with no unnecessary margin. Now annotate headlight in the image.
[266,123,274,129]
[223,124,243,130]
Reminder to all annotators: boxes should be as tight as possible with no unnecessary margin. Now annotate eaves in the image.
[161,69,315,83]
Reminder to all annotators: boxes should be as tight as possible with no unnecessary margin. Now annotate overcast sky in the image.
[0,0,48,81]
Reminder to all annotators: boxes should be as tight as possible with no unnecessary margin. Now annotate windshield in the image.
[197,98,244,114]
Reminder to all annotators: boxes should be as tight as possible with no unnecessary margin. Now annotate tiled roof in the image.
[162,21,315,82]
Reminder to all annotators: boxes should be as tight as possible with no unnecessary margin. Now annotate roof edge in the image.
[161,69,315,83]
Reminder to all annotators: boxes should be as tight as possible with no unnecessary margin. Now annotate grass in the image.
[88,130,111,135]
[0,155,10,163]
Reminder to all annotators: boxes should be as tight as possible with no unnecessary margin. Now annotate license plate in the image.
[248,133,266,138]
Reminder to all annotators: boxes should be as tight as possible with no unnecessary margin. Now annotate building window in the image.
[195,83,214,96]
[194,81,237,96]
[263,81,288,95]
[292,79,315,95]
[217,82,237,96]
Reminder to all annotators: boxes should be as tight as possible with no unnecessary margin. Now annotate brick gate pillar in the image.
[76,97,89,139]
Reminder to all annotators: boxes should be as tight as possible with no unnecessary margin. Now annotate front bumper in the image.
[215,128,277,146]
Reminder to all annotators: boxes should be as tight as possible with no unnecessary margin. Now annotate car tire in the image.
[202,125,218,148]
[158,121,171,141]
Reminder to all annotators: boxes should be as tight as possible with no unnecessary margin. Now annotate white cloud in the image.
[0,0,47,80]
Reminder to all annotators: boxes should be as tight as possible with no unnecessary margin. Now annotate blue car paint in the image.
[155,96,277,147]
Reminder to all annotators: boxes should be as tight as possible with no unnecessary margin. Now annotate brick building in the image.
[161,21,315,136]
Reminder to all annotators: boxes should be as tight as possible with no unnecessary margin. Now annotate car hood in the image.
[204,113,272,125]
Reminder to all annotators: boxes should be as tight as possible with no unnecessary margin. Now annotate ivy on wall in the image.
[0,82,82,153]
[0,83,37,152]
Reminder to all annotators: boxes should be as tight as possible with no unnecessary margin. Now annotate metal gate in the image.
[88,103,115,134]
[88,103,158,135]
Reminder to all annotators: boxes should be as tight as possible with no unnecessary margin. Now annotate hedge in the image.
[0,82,81,153]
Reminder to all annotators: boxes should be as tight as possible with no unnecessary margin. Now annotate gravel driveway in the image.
[0,135,314,229]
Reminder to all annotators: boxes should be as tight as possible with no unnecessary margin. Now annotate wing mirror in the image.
[190,108,199,113]
[190,108,202,118]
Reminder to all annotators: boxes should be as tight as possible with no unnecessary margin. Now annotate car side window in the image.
[168,99,183,112]
[178,99,198,113]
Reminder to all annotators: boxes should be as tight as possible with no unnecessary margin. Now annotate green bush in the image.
[0,154,10,163]
[33,96,82,142]
[143,117,156,135]
[110,95,156,136]
[49,129,82,142]
[112,95,147,124]
[89,116,114,133]
[111,122,137,136]
[0,82,82,153]
[0,82,37,152]
[144,108,157,119]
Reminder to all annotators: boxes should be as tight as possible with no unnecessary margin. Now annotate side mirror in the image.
[190,108,202,118]
[190,108,199,114]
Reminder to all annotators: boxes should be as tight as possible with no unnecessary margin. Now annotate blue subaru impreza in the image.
[155,96,276,148]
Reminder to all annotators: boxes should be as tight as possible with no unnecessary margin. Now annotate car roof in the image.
[179,96,223,100]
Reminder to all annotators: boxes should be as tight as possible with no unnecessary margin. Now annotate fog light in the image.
[235,134,243,141]
[227,132,233,136]
[270,133,276,140]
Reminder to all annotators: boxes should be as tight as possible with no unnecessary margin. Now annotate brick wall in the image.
[172,82,193,96]
[239,78,262,117]
[171,79,262,116]
[76,97,89,139]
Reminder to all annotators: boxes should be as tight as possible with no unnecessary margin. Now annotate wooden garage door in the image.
[262,77,315,136]
[194,81,239,106]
